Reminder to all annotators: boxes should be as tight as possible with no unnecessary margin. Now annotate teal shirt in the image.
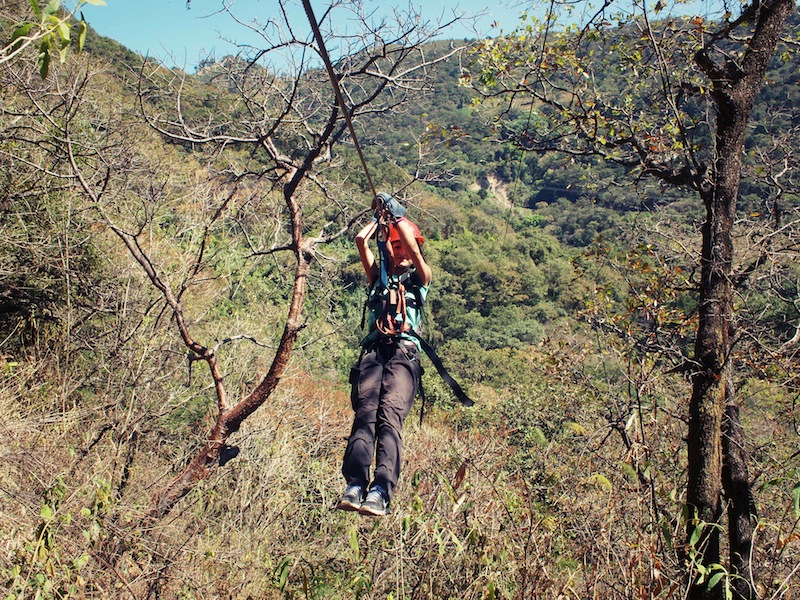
[361,277,429,350]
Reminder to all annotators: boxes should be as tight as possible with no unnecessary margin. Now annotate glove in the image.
[375,192,406,219]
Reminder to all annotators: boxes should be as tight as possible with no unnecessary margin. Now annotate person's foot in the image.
[335,485,365,511]
[358,485,389,517]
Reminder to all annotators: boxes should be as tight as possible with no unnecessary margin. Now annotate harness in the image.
[361,268,423,338]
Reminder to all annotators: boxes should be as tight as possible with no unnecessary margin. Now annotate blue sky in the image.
[79,0,528,71]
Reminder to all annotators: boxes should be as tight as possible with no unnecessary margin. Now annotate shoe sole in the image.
[335,500,362,512]
[358,505,387,517]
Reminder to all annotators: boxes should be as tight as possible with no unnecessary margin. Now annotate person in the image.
[336,193,432,517]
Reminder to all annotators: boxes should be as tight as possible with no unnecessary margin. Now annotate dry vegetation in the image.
[3,328,799,597]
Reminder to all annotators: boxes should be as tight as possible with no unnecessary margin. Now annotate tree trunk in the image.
[687,1,793,597]
[686,187,730,600]
[722,394,756,600]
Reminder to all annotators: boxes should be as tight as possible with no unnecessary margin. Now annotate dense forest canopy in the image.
[1,1,799,598]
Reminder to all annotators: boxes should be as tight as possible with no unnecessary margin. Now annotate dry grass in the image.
[1,346,799,599]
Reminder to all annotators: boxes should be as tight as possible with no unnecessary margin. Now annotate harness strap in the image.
[377,234,390,289]
[418,373,426,426]
[406,331,474,407]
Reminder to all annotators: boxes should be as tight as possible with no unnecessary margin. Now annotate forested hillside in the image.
[1,1,799,599]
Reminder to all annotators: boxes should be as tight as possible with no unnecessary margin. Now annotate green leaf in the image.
[56,20,70,43]
[450,530,465,555]
[276,556,292,591]
[10,22,35,40]
[695,562,707,583]
[660,520,673,548]
[792,482,800,517]
[689,522,704,548]
[78,19,86,51]
[348,525,359,561]
[29,0,41,19]
[38,42,50,78]
[73,553,90,570]
[43,0,60,17]
[434,525,445,556]
[707,571,724,589]
[9,22,35,52]
[564,421,586,436]
[529,426,547,447]
[40,505,54,520]
[587,473,613,492]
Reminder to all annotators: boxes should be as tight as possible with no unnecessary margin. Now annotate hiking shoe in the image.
[358,485,389,517]
[335,485,364,512]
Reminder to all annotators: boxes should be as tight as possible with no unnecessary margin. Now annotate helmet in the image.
[388,219,424,245]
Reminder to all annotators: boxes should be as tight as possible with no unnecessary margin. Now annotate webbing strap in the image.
[418,374,426,426]
[376,286,410,336]
[377,236,389,289]
[407,331,474,407]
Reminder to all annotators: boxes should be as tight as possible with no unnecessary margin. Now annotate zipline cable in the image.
[301,0,378,206]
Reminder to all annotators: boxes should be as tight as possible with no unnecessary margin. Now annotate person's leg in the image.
[372,344,420,501]
[341,348,384,489]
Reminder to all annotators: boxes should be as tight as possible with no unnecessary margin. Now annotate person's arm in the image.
[395,219,432,286]
[355,221,379,285]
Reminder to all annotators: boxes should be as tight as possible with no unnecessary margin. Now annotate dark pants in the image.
[342,340,421,501]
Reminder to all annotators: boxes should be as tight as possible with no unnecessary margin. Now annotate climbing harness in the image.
[374,213,419,336]
[374,275,411,337]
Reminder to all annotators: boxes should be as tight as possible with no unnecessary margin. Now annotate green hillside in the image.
[1,2,799,599]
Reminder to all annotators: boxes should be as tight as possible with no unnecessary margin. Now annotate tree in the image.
[468,0,797,597]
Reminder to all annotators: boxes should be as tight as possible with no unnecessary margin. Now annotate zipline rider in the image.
[336,193,431,517]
